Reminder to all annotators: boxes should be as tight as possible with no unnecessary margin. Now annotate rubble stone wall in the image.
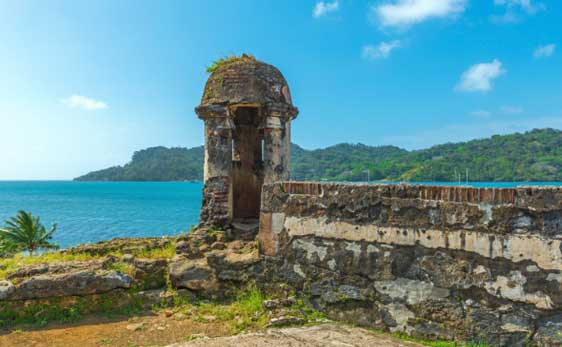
[258,182,562,346]
[0,235,261,327]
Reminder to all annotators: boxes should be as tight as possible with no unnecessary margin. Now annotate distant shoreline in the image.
[73,129,562,183]
[2,180,562,188]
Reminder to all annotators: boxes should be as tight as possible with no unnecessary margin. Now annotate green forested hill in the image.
[75,128,562,182]
[75,146,204,181]
[290,143,407,181]
[378,128,562,182]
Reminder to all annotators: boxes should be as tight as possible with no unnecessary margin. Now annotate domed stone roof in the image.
[199,56,296,111]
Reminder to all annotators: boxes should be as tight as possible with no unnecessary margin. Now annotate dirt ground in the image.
[0,312,231,347]
[0,314,424,347]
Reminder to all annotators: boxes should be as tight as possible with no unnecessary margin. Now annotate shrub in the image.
[206,54,255,73]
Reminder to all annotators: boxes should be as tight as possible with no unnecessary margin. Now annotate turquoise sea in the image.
[0,181,203,249]
[0,181,561,249]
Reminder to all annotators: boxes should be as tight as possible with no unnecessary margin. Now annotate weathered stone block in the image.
[258,212,277,256]
[0,280,15,300]
[10,270,133,300]
[133,258,168,290]
[168,257,217,291]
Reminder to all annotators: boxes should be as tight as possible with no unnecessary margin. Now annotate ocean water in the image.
[0,181,203,249]
[0,181,561,249]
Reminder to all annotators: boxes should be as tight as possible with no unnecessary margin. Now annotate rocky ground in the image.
[0,318,424,347]
[169,324,425,347]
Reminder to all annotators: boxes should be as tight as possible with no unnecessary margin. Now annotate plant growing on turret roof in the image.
[0,211,59,256]
[206,54,256,73]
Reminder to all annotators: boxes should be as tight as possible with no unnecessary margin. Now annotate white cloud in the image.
[494,0,545,14]
[455,59,506,93]
[470,110,492,118]
[61,95,108,110]
[313,1,339,18]
[372,0,467,28]
[500,106,524,114]
[362,41,401,60]
[534,44,556,58]
[492,0,545,23]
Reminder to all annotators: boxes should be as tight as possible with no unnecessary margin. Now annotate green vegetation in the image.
[0,211,59,257]
[206,54,256,73]
[0,238,15,258]
[291,143,407,181]
[191,287,269,333]
[75,146,204,181]
[292,128,562,182]
[129,242,176,259]
[0,271,489,347]
[0,252,95,279]
[374,128,562,182]
[392,332,489,347]
[0,276,322,334]
[0,290,144,328]
[151,285,326,335]
[74,129,562,182]
[0,242,176,280]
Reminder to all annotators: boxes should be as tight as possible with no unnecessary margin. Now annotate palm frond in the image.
[0,211,58,256]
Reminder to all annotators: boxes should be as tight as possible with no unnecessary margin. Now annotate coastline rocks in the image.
[1,258,134,301]
[65,237,173,256]
[10,270,133,300]
[7,259,109,280]
[0,231,261,303]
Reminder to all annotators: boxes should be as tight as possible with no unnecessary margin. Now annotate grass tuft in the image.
[0,252,98,280]
[206,54,256,73]
[133,242,176,259]
[392,332,491,347]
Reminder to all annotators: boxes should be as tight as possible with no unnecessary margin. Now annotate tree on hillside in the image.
[74,129,562,182]
[0,211,59,256]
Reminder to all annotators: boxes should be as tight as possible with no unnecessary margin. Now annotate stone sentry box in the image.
[195,57,298,228]
[259,182,562,346]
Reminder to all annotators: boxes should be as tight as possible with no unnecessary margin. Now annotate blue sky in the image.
[0,0,560,180]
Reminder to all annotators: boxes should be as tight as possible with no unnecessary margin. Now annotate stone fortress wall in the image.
[258,182,562,346]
